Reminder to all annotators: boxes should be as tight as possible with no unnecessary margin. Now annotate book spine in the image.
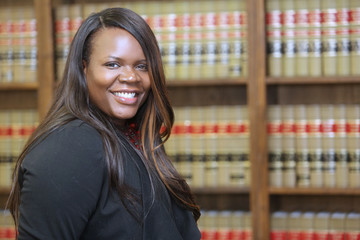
[349,0,360,75]
[267,0,283,77]
[321,0,338,76]
[281,105,297,188]
[346,105,360,188]
[199,210,252,240]
[329,212,346,240]
[55,5,71,82]
[270,211,288,240]
[281,0,296,77]
[321,105,336,188]
[0,210,15,239]
[307,105,323,188]
[268,105,283,187]
[294,0,310,77]
[308,0,323,76]
[169,105,249,188]
[334,105,348,188]
[0,7,14,83]
[295,105,311,187]
[0,109,37,188]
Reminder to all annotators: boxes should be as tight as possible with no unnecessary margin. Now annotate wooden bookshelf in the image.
[166,78,247,87]
[1,0,360,239]
[192,186,250,195]
[0,82,38,91]
[269,187,360,196]
[267,76,360,85]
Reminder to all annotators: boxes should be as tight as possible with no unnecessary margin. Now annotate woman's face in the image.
[84,27,151,126]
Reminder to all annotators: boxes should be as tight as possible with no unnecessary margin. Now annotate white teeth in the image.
[113,92,136,98]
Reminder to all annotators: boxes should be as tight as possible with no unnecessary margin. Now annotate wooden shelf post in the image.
[34,0,55,119]
[247,0,269,239]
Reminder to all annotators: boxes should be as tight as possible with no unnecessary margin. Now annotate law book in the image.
[0,7,14,83]
[321,105,336,188]
[321,0,338,76]
[294,105,311,187]
[346,104,360,188]
[282,105,296,188]
[345,212,360,240]
[294,0,310,77]
[199,210,252,240]
[349,0,360,75]
[307,105,323,188]
[228,105,250,187]
[266,0,283,77]
[334,105,348,188]
[268,105,283,188]
[169,105,249,188]
[12,6,37,83]
[270,211,288,240]
[287,211,302,240]
[301,212,315,240]
[0,210,15,240]
[281,0,296,77]
[328,212,346,240]
[336,0,351,76]
[0,109,37,188]
[308,0,322,77]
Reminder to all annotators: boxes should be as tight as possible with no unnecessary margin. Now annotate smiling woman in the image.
[84,28,151,126]
[7,8,201,240]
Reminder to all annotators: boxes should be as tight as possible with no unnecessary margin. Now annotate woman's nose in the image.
[118,66,136,82]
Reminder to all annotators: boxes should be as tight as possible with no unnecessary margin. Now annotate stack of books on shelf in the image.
[0,210,15,240]
[267,104,360,188]
[199,210,252,240]
[0,109,38,188]
[271,211,360,240]
[267,0,360,77]
[165,105,250,188]
[55,0,248,82]
[0,6,37,84]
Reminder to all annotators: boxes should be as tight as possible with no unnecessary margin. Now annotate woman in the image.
[7,8,201,239]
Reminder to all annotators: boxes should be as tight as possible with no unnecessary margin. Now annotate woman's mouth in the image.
[112,91,139,104]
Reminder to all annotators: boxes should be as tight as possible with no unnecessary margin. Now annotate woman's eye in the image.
[136,64,148,71]
[105,62,120,68]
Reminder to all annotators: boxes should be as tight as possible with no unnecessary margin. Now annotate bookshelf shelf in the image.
[266,76,360,85]
[192,186,250,195]
[269,187,360,196]
[166,78,247,87]
[0,188,10,195]
[0,82,38,91]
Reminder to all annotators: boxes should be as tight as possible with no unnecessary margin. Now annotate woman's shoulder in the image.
[23,119,106,172]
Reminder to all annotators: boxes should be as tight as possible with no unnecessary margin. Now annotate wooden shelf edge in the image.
[0,188,10,195]
[166,78,247,87]
[269,187,360,195]
[0,82,38,91]
[192,186,250,194]
[266,76,360,85]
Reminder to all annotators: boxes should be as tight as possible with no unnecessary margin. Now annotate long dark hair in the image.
[7,7,200,229]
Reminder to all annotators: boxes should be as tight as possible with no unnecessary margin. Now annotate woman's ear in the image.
[83,60,87,74]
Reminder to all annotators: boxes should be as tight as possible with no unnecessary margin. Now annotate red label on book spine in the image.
[301,231,315,240]
[271,230,286,240]
[267,11,282,27]
[350,8,360,24]
[309,10,322,26]
[288,231,302,240]
[328,232,345,240]
[230,230,244,240]
[314,232,330,240]
[345,232,360,240]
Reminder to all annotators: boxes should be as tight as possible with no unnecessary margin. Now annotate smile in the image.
[112,91,137,99]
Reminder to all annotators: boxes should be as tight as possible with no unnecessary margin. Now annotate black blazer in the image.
[18,119,201,239]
